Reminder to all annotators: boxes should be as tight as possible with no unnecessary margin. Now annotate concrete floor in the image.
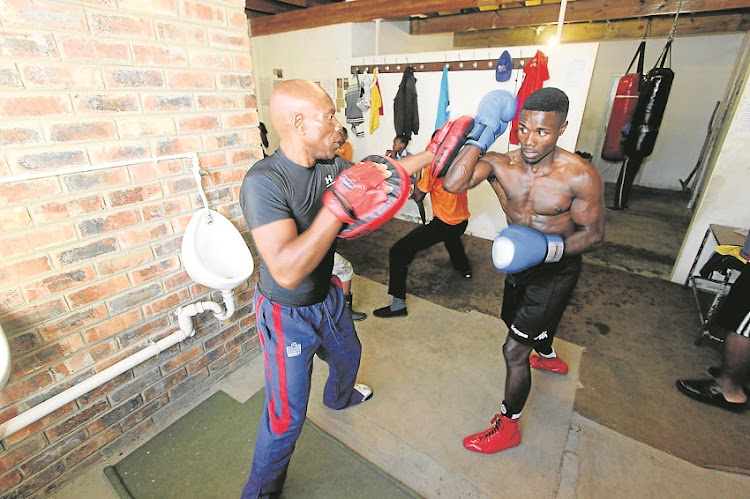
[51,275,750,498]
[50,184,750,497]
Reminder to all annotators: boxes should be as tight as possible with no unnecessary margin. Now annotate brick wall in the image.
[0,0,261,496]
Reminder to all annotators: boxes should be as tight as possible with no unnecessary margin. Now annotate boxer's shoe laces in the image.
[477,414,502,440]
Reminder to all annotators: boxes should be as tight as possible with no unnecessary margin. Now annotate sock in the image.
[500,401,522,420]
[538,348,557,359]
[390,296,406,311]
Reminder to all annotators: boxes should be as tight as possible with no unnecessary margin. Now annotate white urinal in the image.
[181,209,254,291]
[0,323,10,390]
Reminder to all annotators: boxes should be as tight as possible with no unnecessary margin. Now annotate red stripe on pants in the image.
[269,303,291,434]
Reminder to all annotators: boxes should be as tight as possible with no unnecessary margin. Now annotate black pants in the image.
[387,217,470,299]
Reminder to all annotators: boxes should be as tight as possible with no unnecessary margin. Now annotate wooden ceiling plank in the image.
[454,12,750,47]
[413,0,750,35]
[246,0,299,15]
[250,0,523,36]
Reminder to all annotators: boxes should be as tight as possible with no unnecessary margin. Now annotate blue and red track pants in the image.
[241,278,363,498]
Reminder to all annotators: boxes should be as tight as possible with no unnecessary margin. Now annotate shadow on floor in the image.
[338,183,750,474]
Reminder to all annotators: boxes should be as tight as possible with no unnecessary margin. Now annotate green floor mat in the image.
[105,390,417,498]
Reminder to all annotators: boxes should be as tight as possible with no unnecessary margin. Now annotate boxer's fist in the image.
[323,160,390,224]
[427,116,475,179]
[492,225,564,274]
[466,90,517,152]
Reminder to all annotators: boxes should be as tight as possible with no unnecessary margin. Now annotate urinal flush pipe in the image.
[176,290,236,337]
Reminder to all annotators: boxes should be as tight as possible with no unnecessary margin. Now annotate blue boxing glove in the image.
[492,225,564,274]
[465,90,517,152]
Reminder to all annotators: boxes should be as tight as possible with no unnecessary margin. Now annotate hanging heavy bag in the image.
[623,41,675,159]
[601,41,646,162]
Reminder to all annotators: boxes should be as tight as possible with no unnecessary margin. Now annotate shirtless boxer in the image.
[443,87,605,453]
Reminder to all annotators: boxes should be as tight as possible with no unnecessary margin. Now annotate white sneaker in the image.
[353,383,373,402]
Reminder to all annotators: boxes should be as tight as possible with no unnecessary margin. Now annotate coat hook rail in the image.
[350,56,539,75]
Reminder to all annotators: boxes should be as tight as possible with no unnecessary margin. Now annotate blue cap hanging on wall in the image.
[495,50,513,82]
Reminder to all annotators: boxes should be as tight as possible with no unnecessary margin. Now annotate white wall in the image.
[352,21,453,57]
[672,61,750,284]
[578,34,744,190]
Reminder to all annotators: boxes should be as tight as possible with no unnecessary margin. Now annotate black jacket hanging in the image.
[393,66,419,140]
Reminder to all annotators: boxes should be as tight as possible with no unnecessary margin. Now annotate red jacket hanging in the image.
[510,50,549,145]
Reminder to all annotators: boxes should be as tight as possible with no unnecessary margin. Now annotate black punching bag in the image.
[623,42,674,158]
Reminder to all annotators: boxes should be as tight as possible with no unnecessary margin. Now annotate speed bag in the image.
[623,67,674,158]
[601,74,641,161]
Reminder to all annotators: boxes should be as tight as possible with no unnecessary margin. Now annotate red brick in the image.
[155,21,207,45]
[209,31,250,50]
[162,342,204,373]
[73,93,140,114]
[19,430,86,476]
[97,247,154,276]
[105,184,163,209]
[140,197,191,221]
[224,111,258,128]
[208,167,247,184]
[108,283,162,314]
[188,51,232,70]
[116,315,170,349]
[103,68,165,89]
[88,142,151,165]
[243,94,257,109]
[151,234,182,257]
[1,402,76,448]
[166,70,215,89]
[0,433,47,475]
[24,266,97,301]
[0,224,78,258]
[90,13,154,39]
[209,344,243,373]
[197,151,228,168]
[0,64,22,87]
[117,221,172,248]
[129,158,186,182]
[0,371,54,407]
[133,44,187,66]
[63,426,122,470]
[44,395,107,443]
[58,35,130,63]
[143,368,187,402]
[183,1,225,24]
[49,120,116,143]
[0,125,42,146]
[229,11,249,29]
[119,394,168,432]
[2,298,69,337]
[164,271,191,292]
[12,148,88,172]
[155,136,203,156]
[2,0,87,31]
[218,73,254,90]
[117,116,175,138]
[0,31,58,59]
[119,0,177,17]
[143,288,189,318]
[178,115,220,133]
[0,95,71,117]
[61,167,129,193]
[229,147,261,165]
[67,274,130,309]
[198,94,236,110]
[82,309,142,344]
[0,206,31,232]
[21,64,104,90]
[6,333,40,359]
[38,304,109,342]
[0,470,22,491]
[53,237,118,267]
[35,334,86,366]
[142,93,194,112]
[29,195,104,224]
[129,256,180,284]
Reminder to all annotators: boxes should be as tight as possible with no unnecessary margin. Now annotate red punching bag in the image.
[601,42,645,162]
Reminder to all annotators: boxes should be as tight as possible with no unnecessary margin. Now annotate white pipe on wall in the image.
[0,154,240,439]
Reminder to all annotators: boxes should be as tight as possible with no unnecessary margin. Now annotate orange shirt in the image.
[335,141,353,162]
[417,168,470,225]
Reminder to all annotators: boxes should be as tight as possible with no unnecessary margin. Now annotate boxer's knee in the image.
[503,337,532,367]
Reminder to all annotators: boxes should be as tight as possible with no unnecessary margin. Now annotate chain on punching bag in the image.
[601,41,646,162]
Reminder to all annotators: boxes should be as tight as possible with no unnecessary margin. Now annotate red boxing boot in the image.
[529,353,568,375]
[463,414,521,454]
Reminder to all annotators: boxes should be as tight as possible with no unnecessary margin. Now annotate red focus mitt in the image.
[427,115,475,179]
[323,155,411,240]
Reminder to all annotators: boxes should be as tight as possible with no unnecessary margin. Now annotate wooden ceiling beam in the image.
[246,0,299,15]
[412,0,750,35]
[250,0,521,36]
[453,12,750,48]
